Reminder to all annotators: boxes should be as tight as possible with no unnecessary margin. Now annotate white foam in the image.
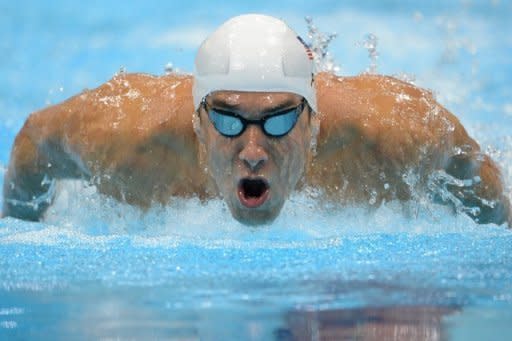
[20,178,500,250]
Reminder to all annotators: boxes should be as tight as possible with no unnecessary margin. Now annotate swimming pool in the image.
[1,0,511,339]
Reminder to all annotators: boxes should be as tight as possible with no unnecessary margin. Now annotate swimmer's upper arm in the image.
[415,86,511,225]
[2,73,202,220]
[313,72,510,225]
[59,73,202,206]
[2,93,91,220]
[314,73,449,169]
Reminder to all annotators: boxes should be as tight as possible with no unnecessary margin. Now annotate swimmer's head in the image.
[193,14,318,225]
[192,14,317,112]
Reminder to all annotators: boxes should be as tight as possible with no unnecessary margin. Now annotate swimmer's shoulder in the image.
[315,72,436,120]
[70,72,195,121]
[314,72,476,164]
[26,72,196,138]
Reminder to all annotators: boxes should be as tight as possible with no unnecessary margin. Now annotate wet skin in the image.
[2,72,511,225]
[196,91,313,225]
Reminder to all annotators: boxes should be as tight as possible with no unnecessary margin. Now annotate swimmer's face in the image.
[197,91,313,225]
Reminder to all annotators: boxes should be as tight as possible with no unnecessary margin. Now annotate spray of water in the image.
[163,62,182,75]
[304,16,379,75]
[21,176,492,248]
[304,17,340,74]
[359,33,379,74]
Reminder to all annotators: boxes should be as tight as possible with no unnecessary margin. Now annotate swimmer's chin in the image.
[229,204,282,226]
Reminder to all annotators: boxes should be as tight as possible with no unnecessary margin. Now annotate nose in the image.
[238,126,269,171]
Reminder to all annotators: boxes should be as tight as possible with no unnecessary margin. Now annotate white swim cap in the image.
[193,14,317,112]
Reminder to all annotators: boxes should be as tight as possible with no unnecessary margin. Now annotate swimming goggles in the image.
[202,99,305,138]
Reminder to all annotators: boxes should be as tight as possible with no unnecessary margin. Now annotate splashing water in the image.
[36,179,498,240]
[308,23,380,76]
[164,61,182,75]
[359,33,379,74]
[115,66,127,77]
[305,17,340,74]
[164,62,174,74]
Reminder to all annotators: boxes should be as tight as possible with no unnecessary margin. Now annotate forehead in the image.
[208,91,303,108]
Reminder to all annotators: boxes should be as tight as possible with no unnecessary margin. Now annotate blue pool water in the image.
[1,0,512,339]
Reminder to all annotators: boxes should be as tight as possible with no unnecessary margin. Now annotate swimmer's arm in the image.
[2,107,88,221]
[393,91,512,225]
[2,73,203,221]
[313,73,510,226]
[414,92,511,225]
[440,138,511,226]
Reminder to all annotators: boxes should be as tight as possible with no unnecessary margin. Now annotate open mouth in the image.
[237,178,270,208]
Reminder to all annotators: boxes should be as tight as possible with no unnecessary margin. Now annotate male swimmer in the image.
[2,14,511,226]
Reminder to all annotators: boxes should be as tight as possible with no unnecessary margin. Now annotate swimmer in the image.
[2,14,511,226]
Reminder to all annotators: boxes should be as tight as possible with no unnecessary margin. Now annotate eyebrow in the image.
[208,98,302,115]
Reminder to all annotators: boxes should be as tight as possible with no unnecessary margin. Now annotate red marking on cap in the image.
[297,36,314,60]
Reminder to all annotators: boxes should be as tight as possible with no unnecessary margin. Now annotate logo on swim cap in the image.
[297,35,314,61]
[193,14,317,112]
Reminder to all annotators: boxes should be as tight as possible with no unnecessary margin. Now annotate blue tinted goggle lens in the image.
[206,102,304,138]
[208,111,245,136]
[263,109,299,137]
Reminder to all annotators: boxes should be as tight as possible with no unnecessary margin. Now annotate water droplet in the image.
[115,66,126,77]
[164,62,174,74]
[359,33,379,74]
[369,189,377,205]
[304,17,340,74]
